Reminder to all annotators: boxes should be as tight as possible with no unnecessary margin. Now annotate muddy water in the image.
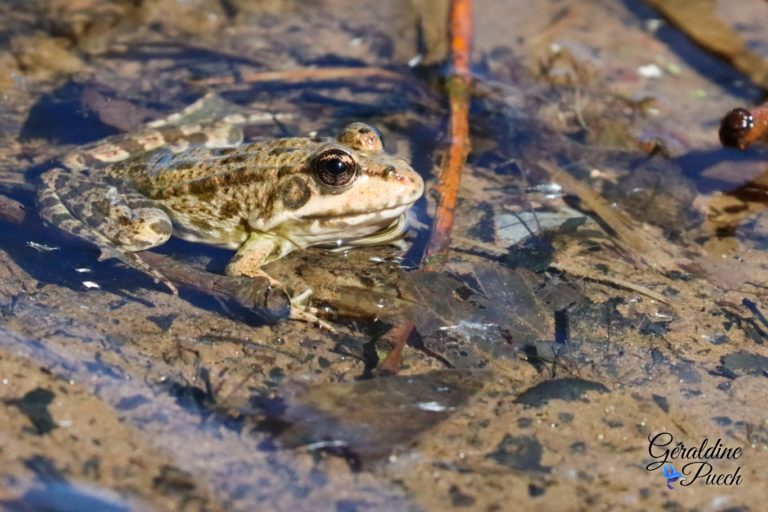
[1,0,768,511]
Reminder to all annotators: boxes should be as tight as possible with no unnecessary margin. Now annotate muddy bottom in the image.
[1,1,767,511]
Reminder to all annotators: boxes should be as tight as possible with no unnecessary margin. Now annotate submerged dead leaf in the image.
[270,370,487,464]
[404,262,581,369]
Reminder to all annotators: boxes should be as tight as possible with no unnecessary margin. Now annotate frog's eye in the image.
[313,149,357,187]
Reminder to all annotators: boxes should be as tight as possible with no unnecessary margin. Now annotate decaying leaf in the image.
[404,262,581,368]
[262,370,487,464]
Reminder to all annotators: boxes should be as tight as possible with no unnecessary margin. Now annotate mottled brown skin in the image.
[37,97,424,309]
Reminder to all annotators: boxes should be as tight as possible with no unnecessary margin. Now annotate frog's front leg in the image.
[227,233,333,329]
[38,168,177,293]
[225,231,296,284]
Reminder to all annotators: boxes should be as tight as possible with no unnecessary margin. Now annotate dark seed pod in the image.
[719,108,753,149]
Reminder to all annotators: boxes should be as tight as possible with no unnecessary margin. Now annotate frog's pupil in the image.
[325,158,347,175]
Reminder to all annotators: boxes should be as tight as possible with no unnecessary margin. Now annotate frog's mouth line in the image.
[341,213,408,247]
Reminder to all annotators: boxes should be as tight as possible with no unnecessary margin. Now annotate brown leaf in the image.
[405,263,581,368]
[647,0,768,90]
[274,370,487,464]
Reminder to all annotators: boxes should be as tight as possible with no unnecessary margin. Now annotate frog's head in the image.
[260,123,424,248]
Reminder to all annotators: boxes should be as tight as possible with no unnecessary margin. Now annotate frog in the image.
[36,94,424,324]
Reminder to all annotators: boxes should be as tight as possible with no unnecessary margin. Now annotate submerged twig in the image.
[198,66,404,86]
[423,0,473,265]
[139,252,290,321]
[550,263,671,305]
[377,320,416,375]
[381,0,473,373]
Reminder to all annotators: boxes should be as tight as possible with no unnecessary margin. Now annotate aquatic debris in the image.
[720,105,768,150]
[514,377,609,407]
[200,67,404,86]
[404,263,581,368]
[26,241,59,252]
[637,64,663,78]
[270,369,487,464]
[380,0,474,373]
[487,435,551,473]
[139,252,290,322]
[494,207,588,246]
[424,0,473,262]
[719,351,768,377]
[4,388,56,435]
[0,194,25,224]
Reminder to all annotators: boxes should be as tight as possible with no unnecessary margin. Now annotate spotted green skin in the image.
[37,96,424,293]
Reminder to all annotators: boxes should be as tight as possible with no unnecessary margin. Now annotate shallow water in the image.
[1,0,768,510]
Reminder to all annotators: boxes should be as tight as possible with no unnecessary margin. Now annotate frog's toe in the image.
[150,270,179,295]
[288,288,336,331]
[291,287,314,306]
[289,306,336,331]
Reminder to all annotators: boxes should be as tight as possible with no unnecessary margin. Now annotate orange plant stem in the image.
[424,0,473,264]
[380,0,473,373]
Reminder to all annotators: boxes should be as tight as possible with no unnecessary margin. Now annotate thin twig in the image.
[424,0,473,265]
[380,0,473,373]
[139,252,290,321]
[198,66,404,86]
[550,263,671,305]
[377,320,416,375]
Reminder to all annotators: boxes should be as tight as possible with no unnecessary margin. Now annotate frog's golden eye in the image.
[313,148,357,187]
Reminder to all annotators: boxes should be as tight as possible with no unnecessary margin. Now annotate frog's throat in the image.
[279,209,412,250]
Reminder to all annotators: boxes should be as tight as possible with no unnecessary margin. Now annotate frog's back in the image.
[98,138,321,248]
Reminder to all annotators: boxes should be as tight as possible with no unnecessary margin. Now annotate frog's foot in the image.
[38,169,177,294]
[288,288,335,331]
[227,258,333,329]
